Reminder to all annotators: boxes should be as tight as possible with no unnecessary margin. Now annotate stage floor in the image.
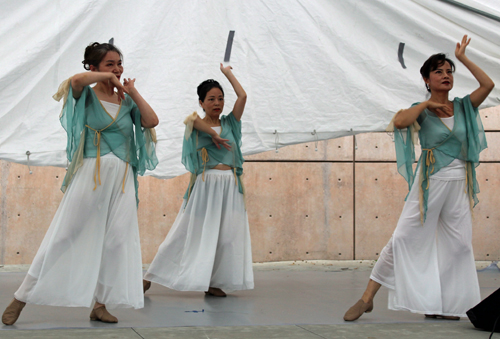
[0,261,498,338]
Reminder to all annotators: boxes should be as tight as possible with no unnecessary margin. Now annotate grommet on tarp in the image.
[311,129,318,151]
[387,131,395,142]
[273,130,279,153]
[478,261,500,272]
[26,151,33,174]
[350,128,358,150]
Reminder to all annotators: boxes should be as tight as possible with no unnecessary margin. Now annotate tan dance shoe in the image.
[343,299,374,321]
[143,280,151,294]
[2,298,26,325]
[90,306,118,323]
[205,287,227,297]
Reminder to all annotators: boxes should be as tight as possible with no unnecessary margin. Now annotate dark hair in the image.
[420,53,455,92]
[82,42,123,70]
[197,79,224,102]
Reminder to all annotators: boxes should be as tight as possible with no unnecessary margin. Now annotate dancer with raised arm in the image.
[144,64,253,297]
[344,35,494,321]
[2,42,158,325]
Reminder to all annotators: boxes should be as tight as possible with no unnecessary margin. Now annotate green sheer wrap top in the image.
[53,78,158,205]
[182,111,245,202]
[388,95,487,223]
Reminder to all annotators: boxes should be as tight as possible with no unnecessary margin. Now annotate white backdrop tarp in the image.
[0,0,499,178]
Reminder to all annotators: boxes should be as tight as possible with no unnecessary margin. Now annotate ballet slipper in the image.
[143,280,151,294]
[205,287,227,297]
[2,298,26,325]
[343,299,374,321]
[89,306,118,323]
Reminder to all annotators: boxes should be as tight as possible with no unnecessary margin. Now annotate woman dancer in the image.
[344,35,494,321]
[2,42,158,325]
[143,64,253,297]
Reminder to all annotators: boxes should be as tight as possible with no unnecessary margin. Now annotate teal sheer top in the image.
[392,95,487,223]
[182,111,244,201]
[56,80,158,205]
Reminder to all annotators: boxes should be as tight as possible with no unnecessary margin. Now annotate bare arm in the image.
[123,78,159,128]
[71,72,125,99]
[455,35,495,108]
[193,116,231,150]
[220,64,247,122]
[394,101,452,129]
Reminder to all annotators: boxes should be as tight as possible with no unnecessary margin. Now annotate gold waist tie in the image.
[422,148,436,189]
[86,124,128,193]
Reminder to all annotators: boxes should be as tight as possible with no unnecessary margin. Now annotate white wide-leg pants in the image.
[144,169,254,291]
[371,170,480,317]
[14,156,144,309]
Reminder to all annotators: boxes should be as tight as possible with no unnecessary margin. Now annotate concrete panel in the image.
[355,133,397,161]
[480,105,500,131]
[137,173,189,263]
[2,162,65,265]
[244,137,353,161]
[472,164,500,260]
[244,162,354,261]
[354,163,409,260]
[479,132,500,162]
[356,132,422,162]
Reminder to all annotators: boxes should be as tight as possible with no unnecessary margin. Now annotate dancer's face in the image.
[91,51,123,80]
[200,87,224,117]
[425,61,453,93]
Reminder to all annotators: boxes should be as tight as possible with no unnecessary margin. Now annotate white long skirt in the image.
[14,155,144,309]
[370,167,480,317]
[144,169,254,292]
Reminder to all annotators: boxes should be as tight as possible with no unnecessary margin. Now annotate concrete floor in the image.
[0,261,498,338]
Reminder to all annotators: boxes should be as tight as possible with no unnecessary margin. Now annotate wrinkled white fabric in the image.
[144,169,254,292]
[371,167,479,317]
[1,1,499,179]
[15,157,144,309]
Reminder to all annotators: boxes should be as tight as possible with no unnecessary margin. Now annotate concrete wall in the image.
[1,106,499,265]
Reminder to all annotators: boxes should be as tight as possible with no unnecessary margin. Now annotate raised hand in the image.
[212,134,231,151]
[220,63,233,76]
[108,74,126,101]
[455,35,471,62]
[123,78,136,93]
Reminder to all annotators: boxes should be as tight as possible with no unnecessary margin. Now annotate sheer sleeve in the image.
[386,109,420,192]
[131,99,158,176]
[221,112,242,147]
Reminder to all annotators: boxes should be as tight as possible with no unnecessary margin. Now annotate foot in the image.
[205,287,227,297]
[143,280,151,294]
[2,298,26,325]
[343,299,374,321]
[90,306,118,323]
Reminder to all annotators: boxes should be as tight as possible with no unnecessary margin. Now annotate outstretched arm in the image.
[220,64,247,121]
[455,35,495,108]
[123,78,159,128]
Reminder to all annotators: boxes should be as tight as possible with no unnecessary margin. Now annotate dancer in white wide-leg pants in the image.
[344,35,493,321]
[2,41,158,325]
[144,64,253,297]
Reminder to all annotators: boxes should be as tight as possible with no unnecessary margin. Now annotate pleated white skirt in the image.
[144,169,254,292]
[14,155,144,309]
[370,166,480,317]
